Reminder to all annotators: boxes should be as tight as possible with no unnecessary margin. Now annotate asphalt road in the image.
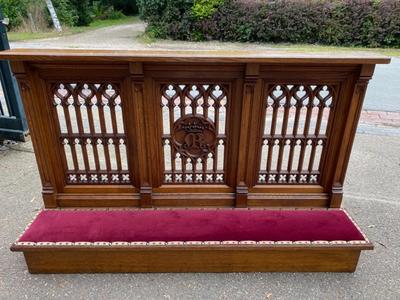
[365,59,400,112]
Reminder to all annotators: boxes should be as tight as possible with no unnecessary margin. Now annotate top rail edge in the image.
[0,49,391,64]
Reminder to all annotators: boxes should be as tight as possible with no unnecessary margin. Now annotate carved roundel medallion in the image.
[172,114,216,158]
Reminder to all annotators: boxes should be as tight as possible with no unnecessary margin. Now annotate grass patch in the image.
[7,31,64,42]
[137,32,157,44]
[263,43,400,57]
[138,31,400,57]
[72,15,140,33]
[8,16,140,42]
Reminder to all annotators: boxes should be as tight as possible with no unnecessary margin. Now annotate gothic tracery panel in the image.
[161,84,228,184]
[258,84,336,184]
[52,83,130,184]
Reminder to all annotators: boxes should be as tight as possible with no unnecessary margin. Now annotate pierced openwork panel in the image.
[258,84,336,185]
[161,84,228,184]
[52,83,130,184]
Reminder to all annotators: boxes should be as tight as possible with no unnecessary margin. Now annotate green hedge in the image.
[138,0,400,47]
[51,0,79,27]
[0,0,29,29]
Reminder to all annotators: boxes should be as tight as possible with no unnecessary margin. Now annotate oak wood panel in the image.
[247,197,330,208]
[21,247,363,273]
[329,65,376,207]
[56,193,140,207]
[250,185,325,193]
[6,50,385,273]
[11,62,59,207]
[6,51,388,208]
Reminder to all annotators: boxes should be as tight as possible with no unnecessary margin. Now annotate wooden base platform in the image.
[16,245,369,273]
[11,208,373,273]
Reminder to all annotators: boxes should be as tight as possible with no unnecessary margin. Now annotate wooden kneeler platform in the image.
[0,49,389,273]
[12,208,372,273]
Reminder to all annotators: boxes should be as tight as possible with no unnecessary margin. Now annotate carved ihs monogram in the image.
[172,115,216,158]
[161,84,228,184]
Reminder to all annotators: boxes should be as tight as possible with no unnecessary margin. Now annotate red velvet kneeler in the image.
[18,209,367,244]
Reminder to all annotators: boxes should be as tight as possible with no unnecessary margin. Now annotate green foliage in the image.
[92,1,125,20]
[146,23,167,38]
[93,0,137,19]
[137,0,167,21]
[0,0,133,30]
[191,29,204,41]
[374,0,400,47]
[51,0,91,27]
[52,0,78,27]
[106,8,125,19]
[69,0,92,26]
[101,0,138,15]
[192,0,224,19]
[0,0,29,29]
[138,0,196,39]
[139,0,400,47]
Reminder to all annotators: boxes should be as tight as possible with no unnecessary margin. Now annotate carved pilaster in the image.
[329,64,375,208]
[128,62,153,207]
[11,62,57,207]
[235,64,260,207]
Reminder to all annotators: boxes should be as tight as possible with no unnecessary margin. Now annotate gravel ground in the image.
[0,133,399,300]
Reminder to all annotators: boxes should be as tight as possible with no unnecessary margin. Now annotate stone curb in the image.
[360,110,400,127]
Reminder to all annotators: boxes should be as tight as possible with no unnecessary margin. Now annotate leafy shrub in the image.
[373,0,400,47]
[1,0,134,31]
[106,8,125,19]
[146,22,168,38]
[94,0,137,18]
[200,0,258,41]
[318,0,376,46]
[139,0,400,47]
[0,0,29,29]
[103,0,138,15]
[52,0,79,27]
[192,0,224,19]
[51,0,91,27]
[92,1,125,20]
[138,0,198,40]
[137,0,167,21]
[69,0,92,26]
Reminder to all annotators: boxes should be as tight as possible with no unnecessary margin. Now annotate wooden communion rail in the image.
[0,49,390,273]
